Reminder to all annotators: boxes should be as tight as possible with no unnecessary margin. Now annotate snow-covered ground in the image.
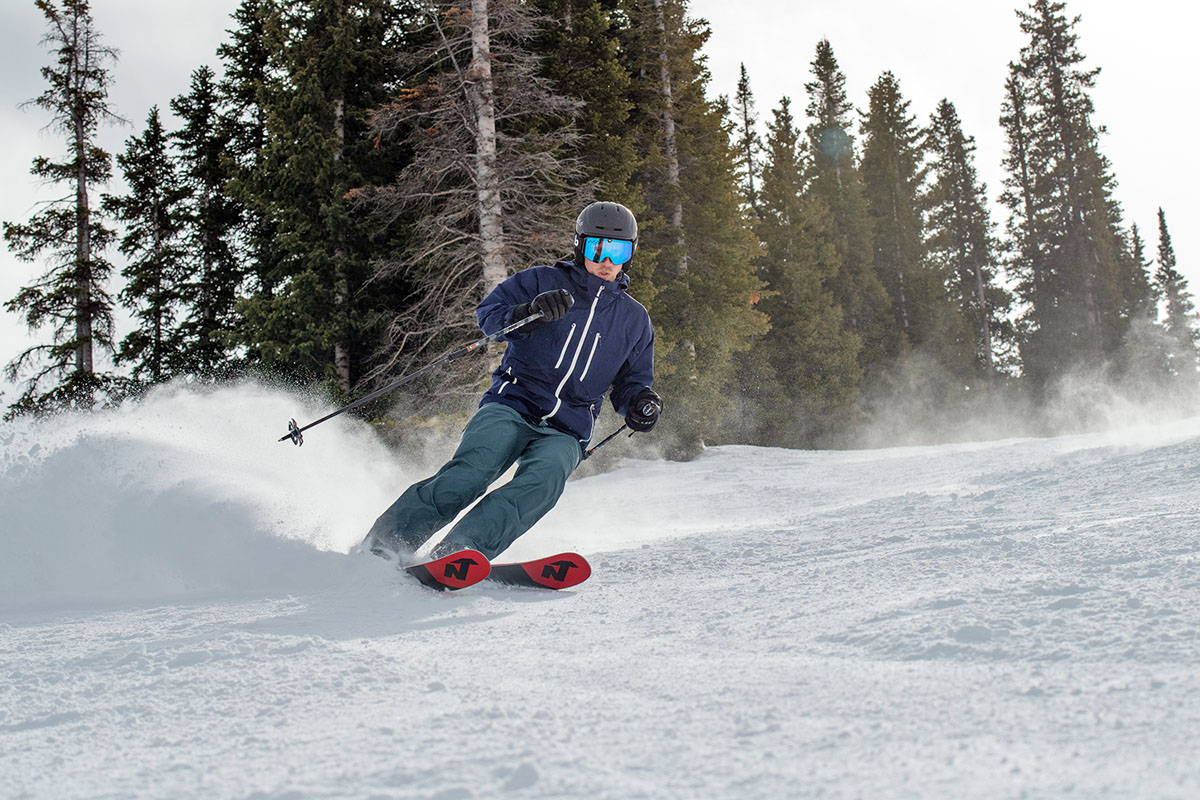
[2,383,1199,799]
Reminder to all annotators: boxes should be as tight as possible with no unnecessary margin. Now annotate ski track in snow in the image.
[2,383,1200,798]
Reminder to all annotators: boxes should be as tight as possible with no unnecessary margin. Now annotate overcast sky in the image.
[1,0,1194,393]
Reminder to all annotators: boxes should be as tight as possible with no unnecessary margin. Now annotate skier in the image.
[362,201,662,564]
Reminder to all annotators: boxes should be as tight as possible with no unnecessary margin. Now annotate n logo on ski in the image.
[541,560,578,583]
[444,557,481,581]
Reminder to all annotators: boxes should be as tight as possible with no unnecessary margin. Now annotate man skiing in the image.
[362,201,661,564]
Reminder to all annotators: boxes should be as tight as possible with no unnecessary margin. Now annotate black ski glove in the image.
[513,288,574,328]
[625,388,662,432]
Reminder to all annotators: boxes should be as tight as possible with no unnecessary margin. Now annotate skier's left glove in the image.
[625,388,662,432]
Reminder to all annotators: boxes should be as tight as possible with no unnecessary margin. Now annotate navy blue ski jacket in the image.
[477,258,655,449]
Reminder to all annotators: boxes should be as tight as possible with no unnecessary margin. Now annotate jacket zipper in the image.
[578,333,601,381]
[586,402,597,443]
[554,323,577,369]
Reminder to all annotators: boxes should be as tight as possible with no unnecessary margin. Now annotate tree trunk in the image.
[151,192,164,382]
[653,0,687,275]
[972,261,995,377]
[1007,79,1042,320]
[332,93,351,392]
[74,85,94,380]
[890,188,909,333]
[738,91,758,214]
[468,0,506,294]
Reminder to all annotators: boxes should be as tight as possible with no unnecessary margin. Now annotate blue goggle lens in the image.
[583,237,634,266]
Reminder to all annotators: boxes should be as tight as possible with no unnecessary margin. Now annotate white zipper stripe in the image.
[554,323,577,369]
[578,333,601,381]
[544,287,603,423]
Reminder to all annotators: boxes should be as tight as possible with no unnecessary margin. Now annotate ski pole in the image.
[583,424,629,459]
[278,311,544,446]
[582,397,662,459]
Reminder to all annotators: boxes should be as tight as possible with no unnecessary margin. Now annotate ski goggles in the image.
[582,236,634,266]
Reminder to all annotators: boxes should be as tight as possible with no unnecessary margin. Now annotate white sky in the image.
[691,0,1196,282]
[1,0,1194,391]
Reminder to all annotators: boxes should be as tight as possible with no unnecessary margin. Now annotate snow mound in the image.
[0,382,417,608]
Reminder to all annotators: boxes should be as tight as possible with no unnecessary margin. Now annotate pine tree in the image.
[218,0,283,321]
[1113,221,1174,387]
[922,99,1013,380]
[240,0,409,394]
[1122,223,1154,320]
[616,0,767,457]
[803,40,892,372]
[2,0,122,415]
[1154,208,1199,379]
[103,107,189,385]
[859,71,938,352]
[739,96,862,445]
[1002,0,1133,383]
[170,66,243,377]
[732,63,762,216]
[530,0,636,200]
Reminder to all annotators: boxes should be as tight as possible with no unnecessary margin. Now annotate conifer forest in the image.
[4,0,1196,458]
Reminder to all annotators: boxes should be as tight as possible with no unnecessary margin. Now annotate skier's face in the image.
[581,236,632,282]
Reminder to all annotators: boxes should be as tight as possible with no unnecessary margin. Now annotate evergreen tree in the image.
[1114,221,1173,387]
[803,39,892,372]
[922,99,1013,380]
[739,96,861,445]
[998,65,1045,348]
[1154,208,1199,379]
[732,63,762,216]
[218,0,283,322]
[103,107,189,384]
[530,0,636,200]
[1001,0,1133,383]
[859,71,937,351]
[2,0,121,415]
[240,0,409,394]
[616,0,767,457]
[170,66,243,377]
[1116,221,1155,323]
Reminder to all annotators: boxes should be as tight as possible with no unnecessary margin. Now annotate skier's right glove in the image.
[513,289,574,328]
[625,388,662,432]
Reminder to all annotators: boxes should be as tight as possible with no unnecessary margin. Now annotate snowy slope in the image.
[2,383,1200,799]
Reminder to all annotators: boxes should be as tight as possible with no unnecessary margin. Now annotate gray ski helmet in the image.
[574,202,638,266]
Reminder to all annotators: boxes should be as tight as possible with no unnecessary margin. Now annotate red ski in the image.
[486,552,591,590]
[404,548,491,591]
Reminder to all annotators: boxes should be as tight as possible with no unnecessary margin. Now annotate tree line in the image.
[4,0,1197,456]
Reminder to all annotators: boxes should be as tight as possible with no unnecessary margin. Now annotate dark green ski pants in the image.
[365,403,582,560]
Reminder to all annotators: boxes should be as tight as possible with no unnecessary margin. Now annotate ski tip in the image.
[404,548,491,591]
